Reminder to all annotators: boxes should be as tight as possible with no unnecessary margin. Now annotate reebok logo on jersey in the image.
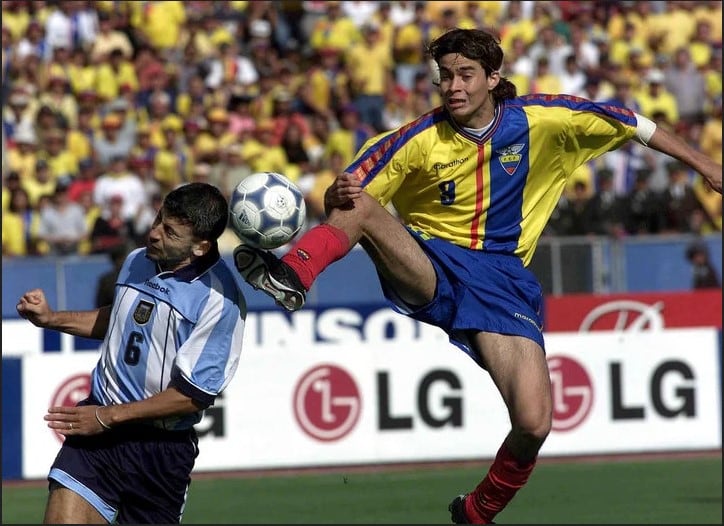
[133,300,155,325]
[144,279,170,294]
[296,249,310,261]
[497,144,525,175]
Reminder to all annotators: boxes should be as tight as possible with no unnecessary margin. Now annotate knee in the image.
[512,407,552,447]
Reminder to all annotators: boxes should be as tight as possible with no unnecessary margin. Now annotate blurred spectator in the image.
[308,1,360,54]
[325,104,374,169]
[93,112,133,168]
[691,174,723,234]
[194,106,235,164]
[299,47,348,121]
[382,84,416,131]
[528,24,569,77]
[392,2,428,91]
[44,1,77,52]
[15,20,48,62]
[635,68,679,126]
[6,123,37,181]
[242,119,289,176]
[2,185,40,257]
[128,0,186,54]
[558,53,587,97]
[205,41,259,91]
[175,73,212,119]
[548,180,591,236]
[94,243,128,308]
[685,241,721,289]
[93,155,146,222]
[664,46,706,125]
[270,87,311,146]
[341,1,379,29]
[37,183,88,256]
[68,47,96,96]
[583,169,626,237]
[505,36,534,95]
[305,150,347,223]
[90,11,133,63]
[66,157,96,203]
[89,193,135,255]
[346,21,393,133]
[280,121,313,181]
[216,143,251,200]
[76,187,101,255]
[3,85,35,140]
[23,158,55,208]
[660,161,701,233]
[40,72,78,128]
[40,126,78,182]
[531,56,562,94]
[620,169,665,235]
[156,115,193,191]
[2,170,22,210]
[66,106,95,162]
[699,96,722,166]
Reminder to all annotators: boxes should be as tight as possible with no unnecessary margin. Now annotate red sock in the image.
[281,224,351,290]
[464,443,537,524]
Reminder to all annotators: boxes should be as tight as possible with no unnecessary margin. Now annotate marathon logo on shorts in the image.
[497,144,524,175]
[133,300,155,325]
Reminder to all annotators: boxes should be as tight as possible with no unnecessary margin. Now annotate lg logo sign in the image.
[293,364,361,442]
[293,355,699,441]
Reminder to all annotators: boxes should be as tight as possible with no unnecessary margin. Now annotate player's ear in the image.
[192,239,211,257]
[488,70,501,90]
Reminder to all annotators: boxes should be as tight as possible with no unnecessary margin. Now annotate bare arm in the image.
[46,386,206,436]
[645,125,722,194]
[16,288,111,339]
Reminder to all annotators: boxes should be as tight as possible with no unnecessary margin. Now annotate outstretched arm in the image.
[644,124,722,194]
[16,288,111,340]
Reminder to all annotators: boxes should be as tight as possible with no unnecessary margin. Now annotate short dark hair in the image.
[162,182,228,241]
[428,28,517,103]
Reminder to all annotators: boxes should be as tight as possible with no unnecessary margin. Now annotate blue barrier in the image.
[2,234,721,319]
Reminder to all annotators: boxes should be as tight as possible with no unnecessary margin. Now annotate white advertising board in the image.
[19,328,721,479]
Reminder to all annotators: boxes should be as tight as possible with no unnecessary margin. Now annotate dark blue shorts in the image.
[48,399,199,524]
[379,230,545,365]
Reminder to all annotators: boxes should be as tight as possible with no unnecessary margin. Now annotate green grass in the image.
[2,457,721,524]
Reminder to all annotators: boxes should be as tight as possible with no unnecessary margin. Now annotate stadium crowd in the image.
[1,0,722,259]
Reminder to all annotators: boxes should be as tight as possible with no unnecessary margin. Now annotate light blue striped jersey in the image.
[90,246,247,430]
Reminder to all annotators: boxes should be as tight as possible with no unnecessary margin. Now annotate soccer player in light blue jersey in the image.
[17,182,247,524]
[234,28,722,524]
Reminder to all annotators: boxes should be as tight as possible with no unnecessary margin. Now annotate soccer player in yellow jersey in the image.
[234,29,723,524]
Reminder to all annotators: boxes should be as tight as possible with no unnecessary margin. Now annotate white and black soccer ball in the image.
[229,171,307,250]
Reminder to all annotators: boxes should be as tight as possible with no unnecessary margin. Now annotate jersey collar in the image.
[446,103,503,144]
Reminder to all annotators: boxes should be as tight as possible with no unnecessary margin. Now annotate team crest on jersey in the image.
[133,300,154,325]
[497,144,525,175]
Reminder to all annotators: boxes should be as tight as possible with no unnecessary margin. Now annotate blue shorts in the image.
[379,230,545,365]
[48,398,199,524]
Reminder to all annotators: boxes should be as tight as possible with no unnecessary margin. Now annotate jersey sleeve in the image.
[561,100,638,175]
[171,273,245,406]
[345,127,426,207]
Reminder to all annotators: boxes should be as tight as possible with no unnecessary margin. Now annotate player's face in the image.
[145,210,200,271]
[437,53,499,128]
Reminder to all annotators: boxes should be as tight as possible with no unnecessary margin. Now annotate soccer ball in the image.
[229,171,307,249]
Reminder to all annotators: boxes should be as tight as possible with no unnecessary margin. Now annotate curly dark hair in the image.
[428,28,517,104]
[162,182,228,241]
